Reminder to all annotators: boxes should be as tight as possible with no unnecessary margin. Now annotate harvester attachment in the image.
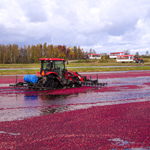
[82,74,107,87]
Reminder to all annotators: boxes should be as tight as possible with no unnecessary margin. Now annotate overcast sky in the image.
[0,0,150,55]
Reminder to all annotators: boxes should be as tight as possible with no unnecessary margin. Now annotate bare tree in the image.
[89,49,96,54]
[124,50,130,55]
[135,52,139,56]
[146,51,149,56]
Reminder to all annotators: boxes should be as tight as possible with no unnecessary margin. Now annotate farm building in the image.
[109,52,124,59]
[116,55,134,63]
[88,53,101,59]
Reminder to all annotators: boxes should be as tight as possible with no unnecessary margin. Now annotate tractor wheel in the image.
[45,78,59,90]
[75,83,81,87]
[37,79,43,89]
[78,84,81,87]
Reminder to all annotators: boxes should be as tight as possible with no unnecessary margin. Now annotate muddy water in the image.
[0,76,150,122]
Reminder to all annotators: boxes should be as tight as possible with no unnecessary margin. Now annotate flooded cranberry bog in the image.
[0,71,150,149]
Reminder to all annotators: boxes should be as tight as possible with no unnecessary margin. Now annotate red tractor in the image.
[12,58,107,90]
[133,56,144,63]
[83,55,89,60]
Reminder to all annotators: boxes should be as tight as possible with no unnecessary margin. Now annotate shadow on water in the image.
[24,94,71,115]
[40,94,70,101]
[23,92,82,115]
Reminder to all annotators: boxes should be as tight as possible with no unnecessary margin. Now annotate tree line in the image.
[0,43,88,64]
[1,43,148,64]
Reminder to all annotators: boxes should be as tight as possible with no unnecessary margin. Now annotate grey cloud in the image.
[146,8,150,19]
[16,0,47,23]
[1,0,150,55]
[107,20,137,36]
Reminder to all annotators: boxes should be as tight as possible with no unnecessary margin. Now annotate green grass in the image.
[67,62,142,67]
[67,59,146,67]
[70,59,117,63]
[0,63,40,69]
[0,59,146,69]
[0,66,150,75]
[0,69,39,75]
[141,58,150,63]
[69,66,150,72]
[0,58,149,75]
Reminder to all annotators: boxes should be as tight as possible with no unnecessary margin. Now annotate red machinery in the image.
[10,58,107,90]
[133,56,144,63]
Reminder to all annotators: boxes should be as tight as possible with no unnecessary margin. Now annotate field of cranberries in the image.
[0,71,150,149]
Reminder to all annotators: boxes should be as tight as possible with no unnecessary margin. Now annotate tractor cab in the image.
[39,58,65,79]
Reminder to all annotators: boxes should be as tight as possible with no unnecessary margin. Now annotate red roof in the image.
[88,53,101,55]
[39,58,65,61]
[110,52,124,54]
[117,55,133,57]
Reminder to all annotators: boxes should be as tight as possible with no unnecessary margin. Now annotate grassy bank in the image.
[0,66,150,75]
[0,69,39,75]
[0,63,40,69]
[1,58,150,69]
[68,59,150,67]
[0,61,144,69]
[69,66,150,72]
[0,58,150,75]
[67,62,143,67]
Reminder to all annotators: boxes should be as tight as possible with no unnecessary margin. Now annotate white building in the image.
[116,55,134,63]
[88,53,101,59]
[109,52,124,59]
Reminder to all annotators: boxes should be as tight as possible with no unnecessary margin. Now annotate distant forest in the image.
[0,43,94,64]
[1,43,148,64]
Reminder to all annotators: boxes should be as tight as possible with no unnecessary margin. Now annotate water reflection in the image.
[24,95,38,101]
[41,105,69,115]
[40,94,69,101]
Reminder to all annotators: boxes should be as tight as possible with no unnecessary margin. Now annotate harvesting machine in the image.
[133,56,144,63]
[10,58,107,90]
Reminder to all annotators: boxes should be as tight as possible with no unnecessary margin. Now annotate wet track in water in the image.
[0,71,150,149]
